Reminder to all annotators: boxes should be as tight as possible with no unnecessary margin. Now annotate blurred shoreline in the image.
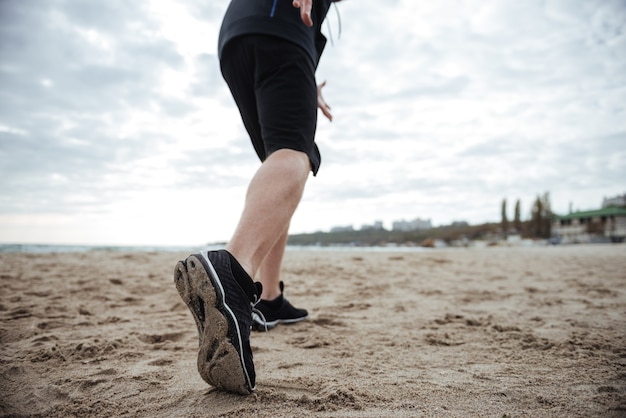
[2,240,623,254]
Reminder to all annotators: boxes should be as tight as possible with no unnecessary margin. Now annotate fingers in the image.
[318,96,332,121]
[317,81,333,121]
[292,0,313,27]
[320,104,333,121]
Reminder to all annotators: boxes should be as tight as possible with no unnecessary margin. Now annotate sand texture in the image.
[1,245,625,417]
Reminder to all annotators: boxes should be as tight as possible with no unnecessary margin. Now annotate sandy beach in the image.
[1,245,625,417]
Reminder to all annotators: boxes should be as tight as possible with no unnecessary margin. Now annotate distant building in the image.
[330,225,354,233]
[450,221,469,228]
[361,221,384,231]
[602,193,626,208]
[552,206,626,244]
[392,218,432,232]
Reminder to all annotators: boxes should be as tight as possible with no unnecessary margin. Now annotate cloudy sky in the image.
[1,0,625,246]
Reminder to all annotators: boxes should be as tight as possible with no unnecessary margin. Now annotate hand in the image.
[317,81,333,121]
[292,0,313,27]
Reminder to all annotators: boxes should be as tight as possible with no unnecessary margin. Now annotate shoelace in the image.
[251,300,269,332]
[325,1,342,46]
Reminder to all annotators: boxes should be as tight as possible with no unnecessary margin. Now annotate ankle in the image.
[261,287,282,301]
[224,247,255,278]
[225,250,255,289]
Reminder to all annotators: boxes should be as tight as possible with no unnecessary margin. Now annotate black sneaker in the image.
[252,281,308,331]
[174,250,261,394]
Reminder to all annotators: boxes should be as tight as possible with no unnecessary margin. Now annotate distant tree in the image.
[501,198,508,238]
[530,192,552,238]
[514,199,521,233]
[530,196,542,237]
[542,192,552,237]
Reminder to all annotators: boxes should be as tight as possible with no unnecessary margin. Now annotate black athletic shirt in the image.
[218,0,335,67]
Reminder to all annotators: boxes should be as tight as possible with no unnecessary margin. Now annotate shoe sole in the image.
[174,252,253,394]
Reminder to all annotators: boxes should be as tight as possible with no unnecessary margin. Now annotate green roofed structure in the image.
[552,205,626,244]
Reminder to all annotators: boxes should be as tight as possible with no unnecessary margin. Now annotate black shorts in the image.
[220,35,321,175]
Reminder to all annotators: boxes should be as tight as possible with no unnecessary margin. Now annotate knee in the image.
[266,149,311,180]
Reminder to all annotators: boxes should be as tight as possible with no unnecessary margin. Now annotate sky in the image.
[0,0,625,246]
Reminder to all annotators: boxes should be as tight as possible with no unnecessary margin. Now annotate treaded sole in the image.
[174,255,251,395]
[174,261,204,343]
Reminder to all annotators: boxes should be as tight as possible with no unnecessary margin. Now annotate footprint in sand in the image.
[7,307,32,320]
[310,316,346,327]
[147,358,174,366]
[289,334,335,349]
[137,331,186,344]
